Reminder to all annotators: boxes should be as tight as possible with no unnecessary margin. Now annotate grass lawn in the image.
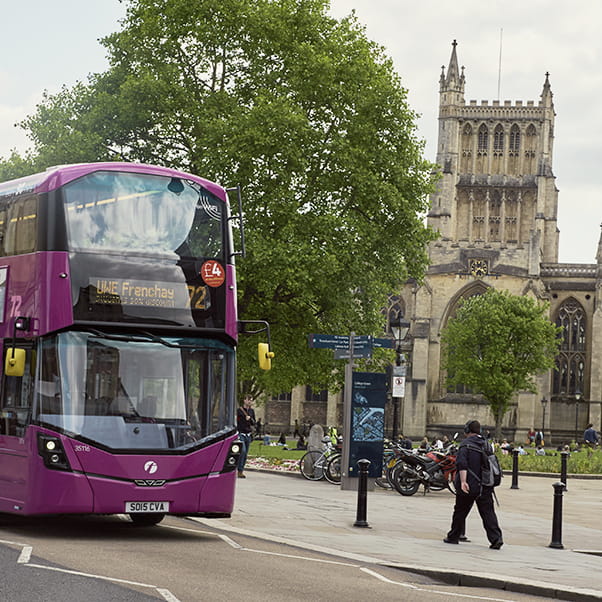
[249,439,306,461]
[249,438,602,475]
[497,446,602,474]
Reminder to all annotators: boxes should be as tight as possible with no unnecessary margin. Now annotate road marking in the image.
[1,538,182,602]
[24,563,158,588]
[361,567,418,588]
[238,547,359,567]
[217,533,244,549]
[183,522,521,601]
[361,567,520,601]
[157,588,181,602]
[17,545,32,563]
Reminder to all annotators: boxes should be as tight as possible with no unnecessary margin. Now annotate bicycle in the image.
[299,437,341,484]
[324,451,342,484]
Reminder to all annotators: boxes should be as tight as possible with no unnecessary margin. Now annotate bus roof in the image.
[0,162,228,202]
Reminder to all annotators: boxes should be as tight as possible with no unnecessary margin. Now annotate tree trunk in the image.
[494,406,504,441]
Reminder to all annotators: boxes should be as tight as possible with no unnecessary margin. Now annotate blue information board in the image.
[348,372,386,478]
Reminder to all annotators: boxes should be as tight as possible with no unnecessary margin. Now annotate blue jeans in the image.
[238,433,252,471]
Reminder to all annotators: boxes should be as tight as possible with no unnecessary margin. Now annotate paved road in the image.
[1,471,600,601]
[0,513,546,601]
[194,469,602,601]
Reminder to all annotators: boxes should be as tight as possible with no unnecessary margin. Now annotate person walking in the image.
[444,419,504,549]
[236,395,256,478]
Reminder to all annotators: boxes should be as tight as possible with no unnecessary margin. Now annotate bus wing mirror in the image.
[5,348,26,377]
[258,342,274,371]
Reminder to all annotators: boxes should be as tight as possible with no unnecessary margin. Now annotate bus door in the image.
[0,344,34,507]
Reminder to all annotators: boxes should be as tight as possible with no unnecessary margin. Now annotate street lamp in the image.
[540,397,548,439]
[390,316,411,440]
[574,390,581,443]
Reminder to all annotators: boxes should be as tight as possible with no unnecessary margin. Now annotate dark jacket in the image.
[455,433,487,496]
[236,406,256,434]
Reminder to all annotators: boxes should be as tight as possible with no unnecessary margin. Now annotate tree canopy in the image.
[1,0,438,396]
[441,289,561,439]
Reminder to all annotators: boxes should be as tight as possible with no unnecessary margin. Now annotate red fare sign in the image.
[200,260,225,287]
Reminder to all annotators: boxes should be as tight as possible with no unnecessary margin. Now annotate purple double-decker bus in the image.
[0,162,246,526]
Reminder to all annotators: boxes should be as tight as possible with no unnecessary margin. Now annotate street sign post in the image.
[308,332,396,490]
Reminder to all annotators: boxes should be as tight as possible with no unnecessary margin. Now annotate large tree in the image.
[6,0,437,395]
[441,289,561,440]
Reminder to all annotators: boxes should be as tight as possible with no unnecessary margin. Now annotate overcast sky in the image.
[1,1,601,263]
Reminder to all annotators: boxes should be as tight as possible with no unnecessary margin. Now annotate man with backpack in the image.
[444,419,504,549]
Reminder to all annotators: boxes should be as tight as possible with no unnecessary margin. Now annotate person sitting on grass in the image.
[277,432,289,449]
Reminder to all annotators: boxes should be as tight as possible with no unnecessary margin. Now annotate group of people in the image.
[417,434,451,451]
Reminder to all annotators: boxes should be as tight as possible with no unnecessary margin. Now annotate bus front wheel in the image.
[129,513,165,526]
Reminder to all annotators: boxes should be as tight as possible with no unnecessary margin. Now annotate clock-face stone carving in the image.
[469,259,489,277]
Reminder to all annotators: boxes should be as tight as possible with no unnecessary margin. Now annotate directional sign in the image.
[308,334,372,350]
[308,334,352,349]
[334,347,372,360]
[373,337,396,349]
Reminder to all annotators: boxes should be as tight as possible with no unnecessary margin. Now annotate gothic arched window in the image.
[553,299,586,397]
[493,125,504,153]
[386,295,405,335]
[442,284,489,395]
[477,125,488,153]
[509,124,520,153]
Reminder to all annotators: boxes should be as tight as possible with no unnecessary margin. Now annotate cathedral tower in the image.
[428,40,559,271]
[399,41,563,440]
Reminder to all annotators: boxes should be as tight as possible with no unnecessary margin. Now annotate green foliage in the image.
[0,150,38,181]
[441,289,561,438]
[497,448,602,474]
[5,0,438,397]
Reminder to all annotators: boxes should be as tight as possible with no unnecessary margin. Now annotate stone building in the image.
[259,41,602,445]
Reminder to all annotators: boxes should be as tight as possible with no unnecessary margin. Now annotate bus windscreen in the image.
[35,331,233,451]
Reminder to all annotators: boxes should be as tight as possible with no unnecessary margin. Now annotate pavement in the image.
[194,468,602,601]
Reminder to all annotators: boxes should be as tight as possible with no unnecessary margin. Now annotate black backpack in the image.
[465,440,502,487]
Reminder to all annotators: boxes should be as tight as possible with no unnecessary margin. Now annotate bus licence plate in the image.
[125,501,169,513]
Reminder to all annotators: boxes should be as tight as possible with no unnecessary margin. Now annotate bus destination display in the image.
[90,277,209,310]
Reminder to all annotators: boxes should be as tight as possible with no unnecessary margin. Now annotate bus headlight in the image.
[37,434,71,471]
[222,440,242,473]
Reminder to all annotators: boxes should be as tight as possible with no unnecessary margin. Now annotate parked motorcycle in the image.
[390,439,457,496]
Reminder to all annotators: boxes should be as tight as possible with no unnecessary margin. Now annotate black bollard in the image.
[353,458,371,528]
[560,451,569,489]
[549,481,567,549]
[510,448,520,489]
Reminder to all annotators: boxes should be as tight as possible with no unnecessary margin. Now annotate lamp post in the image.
[390,316,410,441]
[541,397,548,440]
[574,390,581,443]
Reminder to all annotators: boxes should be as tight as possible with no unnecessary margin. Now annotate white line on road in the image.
[361,567,521,602]
[1,538,182,602]
[238,546,360,566]
[217,533,244,549]
[184,521,522,601]
[157,588,182,602]
[24,562,159,588]
[17,545,32,563]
